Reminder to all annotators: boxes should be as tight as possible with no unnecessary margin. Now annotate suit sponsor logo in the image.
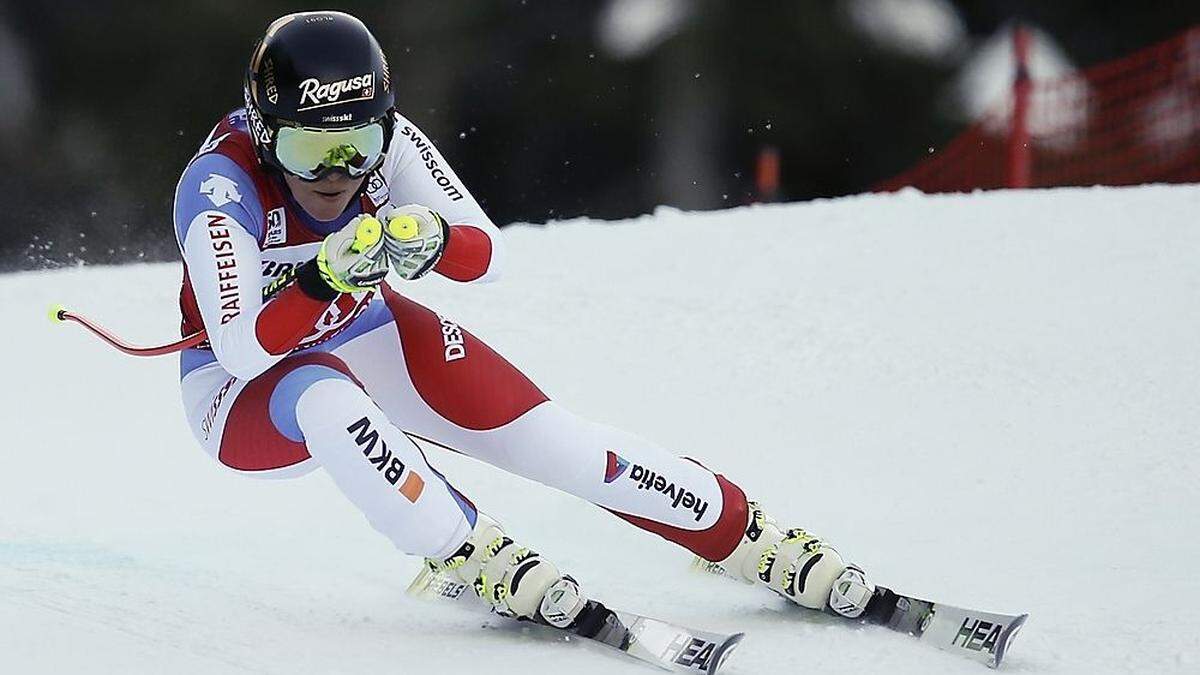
[300,292,373,350]
[260,259,297,279]
[604,452,710,522]
[191,210,241,324]
[199,173,242,207]
[260,264,297,302]
[604,450,630,483]
[297,73,375,112]
[200,377,236,441]
[347,416,425,502]
[400,125,464,201]
[435,313,467,362]
[365,171,389,207]
[265,207,286,245]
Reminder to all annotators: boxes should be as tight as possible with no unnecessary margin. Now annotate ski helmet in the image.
[244,11,395,180]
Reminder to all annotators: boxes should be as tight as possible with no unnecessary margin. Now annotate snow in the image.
[3,184,1200,673]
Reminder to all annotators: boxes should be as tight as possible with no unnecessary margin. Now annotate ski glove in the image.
[379,204,449,280]
[315,214,390,293]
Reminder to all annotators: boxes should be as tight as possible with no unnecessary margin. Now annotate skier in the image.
[176,10,874,629]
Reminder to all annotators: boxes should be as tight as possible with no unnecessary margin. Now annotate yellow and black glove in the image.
[379,204,449,280]
[313,214,390,294]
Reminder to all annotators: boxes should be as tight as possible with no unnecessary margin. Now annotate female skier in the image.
[175,10,874,629]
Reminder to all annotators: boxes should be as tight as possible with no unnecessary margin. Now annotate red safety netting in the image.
[876,25,1200,192]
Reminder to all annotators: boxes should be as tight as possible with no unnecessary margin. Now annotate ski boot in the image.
[427,514,588,628]
[718,502,876,619]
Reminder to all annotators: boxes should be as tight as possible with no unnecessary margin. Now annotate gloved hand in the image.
[379,203,450,280]
[315,214,390,293]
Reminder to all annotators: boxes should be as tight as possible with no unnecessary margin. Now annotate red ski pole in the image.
[48,304,206,357]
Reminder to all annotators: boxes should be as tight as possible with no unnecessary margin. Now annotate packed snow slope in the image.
[2,185,1199,674]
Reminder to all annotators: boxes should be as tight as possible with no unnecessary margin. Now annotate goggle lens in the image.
[274,123,386,180]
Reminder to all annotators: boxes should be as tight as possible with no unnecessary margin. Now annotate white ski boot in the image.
[718,502,875,618]
[428,514,587,628]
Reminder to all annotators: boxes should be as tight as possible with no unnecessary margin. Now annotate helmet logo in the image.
[381,53,392,93]
[263,59,278,104]
[243,85,273,146]
[297,73,375,111]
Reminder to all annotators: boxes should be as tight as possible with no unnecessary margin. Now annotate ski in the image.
[856,586,1027,669]
[408,564,745,673]
[693,557,1027,669]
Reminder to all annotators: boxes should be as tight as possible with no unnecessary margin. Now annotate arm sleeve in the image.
[175,154,336,380]
[385,114,506,283]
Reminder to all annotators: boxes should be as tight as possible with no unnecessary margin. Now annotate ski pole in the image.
[48,214,418,358]
[48,304,206,357]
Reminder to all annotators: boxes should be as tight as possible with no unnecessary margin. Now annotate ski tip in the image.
[405,563,438,597]
[707,632,746,674]
[990,613,1028,669]
[692,555,754,584]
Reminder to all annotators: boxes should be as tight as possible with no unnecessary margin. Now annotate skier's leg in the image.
[326,290,744,557]
[455,401,751,562]
[332,289,873,616]
[181,352,474,558]
[451,403,874,617]
[293,373,587,624]
[180,350,585,624]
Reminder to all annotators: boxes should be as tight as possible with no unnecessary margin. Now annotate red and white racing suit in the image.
[175,109,748,562]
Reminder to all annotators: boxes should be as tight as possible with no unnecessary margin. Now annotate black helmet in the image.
[244,11,395,180]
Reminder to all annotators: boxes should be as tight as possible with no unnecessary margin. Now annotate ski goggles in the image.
[272,120,387,181]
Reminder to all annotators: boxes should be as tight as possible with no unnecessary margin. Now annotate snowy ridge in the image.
[2,184,1199,673]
